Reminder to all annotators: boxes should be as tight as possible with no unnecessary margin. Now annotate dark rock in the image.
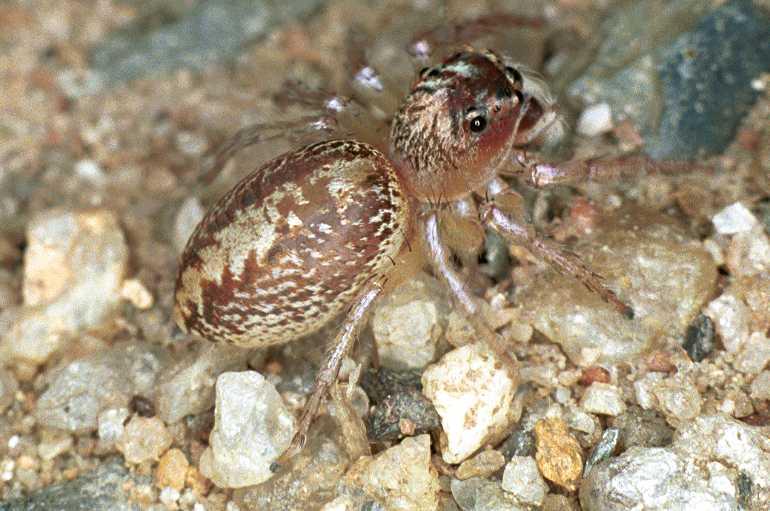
[359,368,424,403]
[90,0,326,86]
[367,390,441,441]
[682,314,716,362]
[645,0,770,159]
[499,427,535,459]
[361,368,439,441]
[0,458,148,511]
[568,0,770,160]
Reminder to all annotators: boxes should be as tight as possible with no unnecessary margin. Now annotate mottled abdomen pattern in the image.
[174,140,409,347]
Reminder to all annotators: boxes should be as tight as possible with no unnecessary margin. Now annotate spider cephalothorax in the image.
[389,49,564,202]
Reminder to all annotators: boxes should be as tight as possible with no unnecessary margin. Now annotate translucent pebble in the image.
[372,273,448,370]
[35,342,168,433]
[342,435,440,511]
[580,383,626,416]
[704,293,750,353]
[712,202,758,234]
[577,103,613,137]
[750,371,770,401]
[199,371,295,488]
[116,416,172,464]
[501,456,547,506]
[519,207,717,366]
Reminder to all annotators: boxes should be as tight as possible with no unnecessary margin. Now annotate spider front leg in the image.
[511,151,706,188]
[422,210,519,377]
[480,180,634,319]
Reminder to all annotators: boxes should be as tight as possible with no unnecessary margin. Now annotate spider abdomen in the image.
[174,139,409,347]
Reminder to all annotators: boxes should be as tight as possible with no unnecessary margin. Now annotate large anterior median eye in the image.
[469,115,487,133]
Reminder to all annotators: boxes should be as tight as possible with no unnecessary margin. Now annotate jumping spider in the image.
[174,19,702,458]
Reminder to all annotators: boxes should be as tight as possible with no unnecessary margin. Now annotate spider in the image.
[174,16,700,458]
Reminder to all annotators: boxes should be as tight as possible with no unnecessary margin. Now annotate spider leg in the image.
[422,210,519,378]
[408,13,545,62]
[479,196,634,319]
[280,278,384,461]
[510,151,710,188]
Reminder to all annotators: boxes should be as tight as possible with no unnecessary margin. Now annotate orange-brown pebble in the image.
[186,466,212,498]
[156,448,189,491]
[646,350,677,373]
[579,366,610,386]
[534,418,583,492]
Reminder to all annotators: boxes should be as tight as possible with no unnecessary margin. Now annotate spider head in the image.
[389,49,560,202]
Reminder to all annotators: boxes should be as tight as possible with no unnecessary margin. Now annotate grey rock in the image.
[580,447,737,511]
[581,415,770,510]
[0,457,149,511]
[90,0,326,86]
[35,342,169,433]
[501,456,547,506]
[569,0,770,160]
[450,477,527,511]
[645,0,770,159]
[156,341,250,423]
[499,428,535,460]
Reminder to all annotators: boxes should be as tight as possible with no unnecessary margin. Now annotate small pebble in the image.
[652,376,702,424]
[583,427,619,477]
[174,196,206,253]
[455,450,506,480]
[97,407,130,446]
[156,448,189,491]
[0,368,18,413]
[580,383,626,416]
[37,429,74,461]
[371,273,448,370]
[704,293,749,353]
[159,486,181,507]
[3,208,129,365]
[156,342,250,424]
[116,416,172,464]
[74,159,106,184]
[682,314,715,362]
[501,456,547,507]
[342,435,440,511]
[120,278,154,309]
[450,476,524,511]
[35,342,168,433]
[422,343,518,463]
[576,103,613,137]
[749,371,770,401]
[534,418,583,492]
[712,202,757,235]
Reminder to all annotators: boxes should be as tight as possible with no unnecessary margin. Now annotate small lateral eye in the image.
[427,68,441,78]
[505,65,523,84]
[469,115,487,133]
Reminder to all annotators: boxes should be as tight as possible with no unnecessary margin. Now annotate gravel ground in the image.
[0,1,768,510]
